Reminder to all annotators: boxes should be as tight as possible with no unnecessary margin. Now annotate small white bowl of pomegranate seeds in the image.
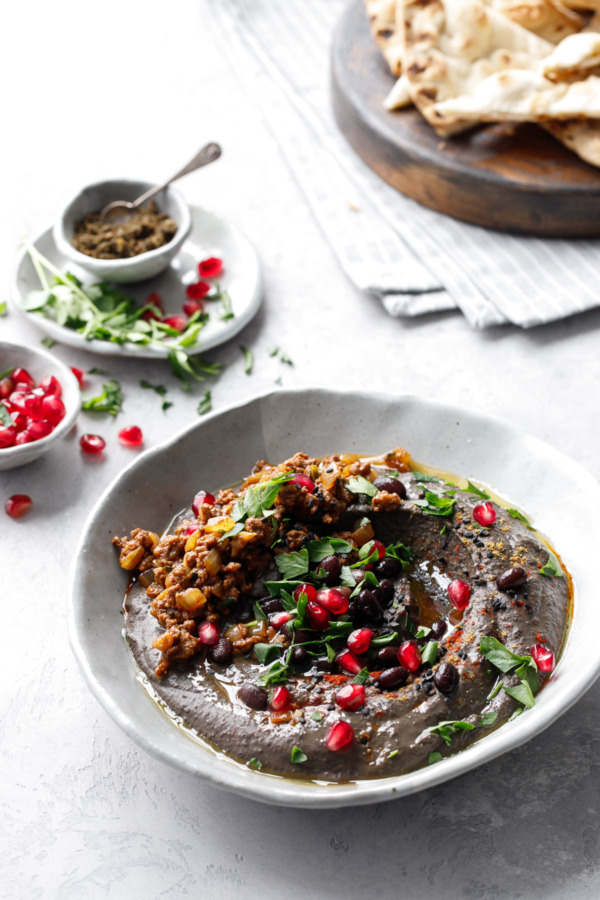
[0,340,80,470]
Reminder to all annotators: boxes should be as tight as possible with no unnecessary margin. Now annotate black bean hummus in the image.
[114,449,571,782]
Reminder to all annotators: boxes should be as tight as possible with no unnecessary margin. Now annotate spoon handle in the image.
[133,142,222,209]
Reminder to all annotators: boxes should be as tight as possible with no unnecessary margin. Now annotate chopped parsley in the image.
[412,471,441,483]
[240,345,253,374]
[480,636,539,709]
[427,720,475,746]
[417,491,457,517]
[41,336,55,348]
[197,390,212,416]
[346,475,378,498]
[140,379,167,396]
[247,758,263,770]
[507,508,533,528]
[540,551,563,578]
[254,644,283,665]
[480,711,498,727]
[81,378,122,416]
[291,746,308,764]
[275,549,310,580]
[428,752,443,765]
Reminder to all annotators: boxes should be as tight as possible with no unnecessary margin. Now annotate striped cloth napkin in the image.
[207,0,600,328]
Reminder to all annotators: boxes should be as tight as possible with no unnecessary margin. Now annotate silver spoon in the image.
[100,142,222,222]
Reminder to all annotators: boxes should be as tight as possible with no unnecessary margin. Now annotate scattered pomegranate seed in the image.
[5,494,33,518]
[270,611,294,629]
[397,640,422,672]
[141,307,161,323]
[163,315,188,332]
[146,292,163,308]
[80,433,106,454]
[197,621,220,645]
[183,298,204,317]
[325,720,354,752]
[0,426,16,448]
[269,686,291,712]
[70,367,85,387]
[11,368,35,390]
[293,583,317,604]
[192,490,215,516]
[186,280,211,300]
[118,425,144,448]
[306,601,331,631]
[39,375,62,397]
[316,588,349,615]
[448,579,471,610]
[473,502,497,526]
[370,540,386,560]
[290,473,315,493]
[40,395,66,425]
[335,683,366,711]
[26,419,53,440]
[531,644,555,673]
[198,257,224,279]
[335,649,363,675]
[347,628,373,655]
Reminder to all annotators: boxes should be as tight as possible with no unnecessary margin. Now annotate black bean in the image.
[315,656,335,672]
[376,646,400,668]
[378,578,395,604]
[282,624,311,644]
[430,619,448,640]
[291,646,310,669]
[318,555,342,585]
[434,663,459,694]
[260,597,283,615]
[373,476,407,498]
[357,589,384,624]
[238,683,268,710]
[374,557,401,579]
[376,666,408,690]
[210,637,234,666]
[497,566,528,590]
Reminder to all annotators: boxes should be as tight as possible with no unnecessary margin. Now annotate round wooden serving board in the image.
[331,0,600,236]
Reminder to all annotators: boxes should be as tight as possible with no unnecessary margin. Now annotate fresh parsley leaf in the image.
[428,752,443,765]
[507,508,533,529]
[412,471,441,483]
[371,631,399,648]
[415,626,432,640]
[275,377,283,386]
[162,400,173,413]
[291,746,308,764]
[197,390,212,416]
[421,641,439,666]
[421,491,457,517]
[346,475,377,498]
[427,720,475,746]
[503,681,536,708]
[88,367,106,376]
[0,405,12,427]
[265,580,307,598]
[240,345,253,374]
[253,601,267,622]
[219,290,234,321]
[0,301,6,317]
[81,378,122,416]
[540,551,563,578]
[140,379,167,396]
[388,750,398,760]
[280,353,293,366]
[220,522,245,541]
[257,655,292,687]
[254,643,283,665]
[269,346,279,357]
[311,710,324,722]
[479,636,532,674]
[508,708,523,722]
[232,472,292,523]
[487,677,502,701]
[440,524,448,536]
[275,549,310,580]
[352,667,369,685]
[340,565,356,588]
[41,337,55,348]
[247,758,263,770]
[465,481,491,500]
[385,541,412,568]
[480,711,498,727]
[306,537,353,563]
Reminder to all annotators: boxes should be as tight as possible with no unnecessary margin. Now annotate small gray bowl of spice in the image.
[54,179,192,283]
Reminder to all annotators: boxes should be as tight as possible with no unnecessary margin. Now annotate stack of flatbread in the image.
[364,0,600,166]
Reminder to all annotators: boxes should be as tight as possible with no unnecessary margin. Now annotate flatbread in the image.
[492,0,584,43]
[433,68,600,120]
[402,0,553,135]
[543,118,600,164]
[540,30,600,78]
[364,0,405,75]
[384,74,413,108]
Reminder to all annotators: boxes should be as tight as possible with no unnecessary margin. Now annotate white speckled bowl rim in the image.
[68,389,600,808]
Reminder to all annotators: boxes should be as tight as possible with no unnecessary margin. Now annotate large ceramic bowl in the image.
[0,340,80,470]
[68,389,600,807]
[54,179,192,283]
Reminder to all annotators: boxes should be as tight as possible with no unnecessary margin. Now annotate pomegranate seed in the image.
[397,640,422,672]
[335,649,363,675]
[163,315,188,332]
[40,395,66,425]
[70,367,85,387]
[26,419,53,440]
[347,628,373,654]
[141,307,161,322]
[11,368,35,390]
[325,720,354,752]
[80,433,105,454]
[8,391,29,414]
[39,375,62,397]
[118,425,143,448]
[290,473,315,493]
[147,291,163,308]
[306,601,331,631]
[184,524,198,535]
[370,540,386,560]
[11,412,27,433]
[0,376,14,400]
[197,621,220,645]
[531,643,555,673]
[293,583,317,604]
[192,490,215,516]
[448,579,471,610]
[186,280,211,300]
[198,256,224,279]
[183,298,204,317]
[5,494,33,518]
[473,502,497,526]
[15,432,33,445]
[335,683,366,710]
[269,686,291,712]
[270,611,294,629]
[0,426,16,448]
[316,588,349,615]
